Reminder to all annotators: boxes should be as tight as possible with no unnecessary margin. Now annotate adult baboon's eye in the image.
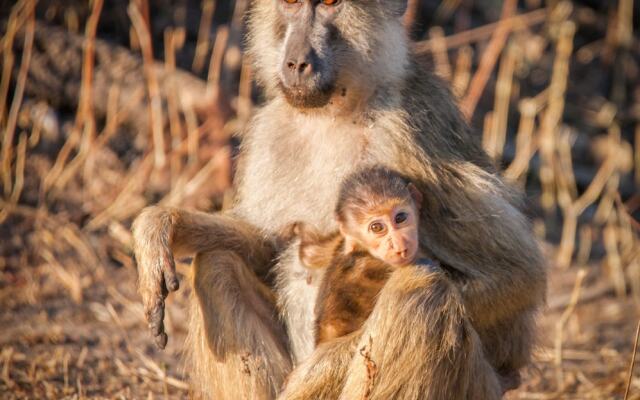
[283,0,298,4]
[369,222,386,234]
[395,212,408,224]
[322,0,339,5]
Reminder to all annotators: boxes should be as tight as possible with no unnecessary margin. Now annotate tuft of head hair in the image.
[335,167,414,224]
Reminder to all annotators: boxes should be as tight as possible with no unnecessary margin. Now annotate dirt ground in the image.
[0,248,638,399]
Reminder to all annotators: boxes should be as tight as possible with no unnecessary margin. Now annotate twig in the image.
[359,336,377,400]
[624,318,640,400]
[460,0,517,119]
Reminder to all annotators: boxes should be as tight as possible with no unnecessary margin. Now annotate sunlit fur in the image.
[132,1,546,399]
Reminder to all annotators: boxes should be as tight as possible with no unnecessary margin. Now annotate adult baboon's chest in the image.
[238,114,374,234]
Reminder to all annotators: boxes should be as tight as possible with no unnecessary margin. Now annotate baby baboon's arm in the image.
[132,206,274,348]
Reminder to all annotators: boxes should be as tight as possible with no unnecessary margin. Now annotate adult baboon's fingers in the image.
[154,332,168,349]
[163,266,179,292]
[146,298,165,337]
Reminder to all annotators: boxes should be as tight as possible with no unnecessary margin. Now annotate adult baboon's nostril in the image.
[287,62,296,71]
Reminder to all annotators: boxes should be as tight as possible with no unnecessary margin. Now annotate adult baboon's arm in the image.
[131,206,275,348]
[418,162,547,329]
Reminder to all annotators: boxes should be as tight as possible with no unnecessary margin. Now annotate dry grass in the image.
[0,0,638,399]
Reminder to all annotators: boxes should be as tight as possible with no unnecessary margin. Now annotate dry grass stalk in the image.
[616,0,634,48]
[576,225,592,267]
[593,174,620,224]
[8,132,26,205]
[557,125,621,268]
[504,98,538,181]
[86,155,154,230]
[554,268,587,392]
[414,8,548,53]
[0,1,28,127]
[193,0,217,73]
[451,45,472,98]
[604,217,627,299]
[538,21,575,212]
[237,61,253,124]
[635,124,639,186]
[484,42,518,160]
[1,0,35,198]
[207,25,230,97]
[402,0,420,31]
[128,3,166,169]
[555,128,578,209]
[181,100,199,164]
[624,319,640,400]
[164,28,185,185]
[41,248,84,304]
[460,0,517,118]
[160,146,230,206]
[42,0,103,194]
[105,302,189,391]
[428,26,451,81]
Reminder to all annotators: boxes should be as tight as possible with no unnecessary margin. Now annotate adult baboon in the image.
[132,1,546,399]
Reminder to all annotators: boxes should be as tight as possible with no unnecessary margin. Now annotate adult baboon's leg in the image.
[186,250,293,400]
[339,266,501,400]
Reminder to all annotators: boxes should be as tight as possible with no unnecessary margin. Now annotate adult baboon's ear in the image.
[382,0,408,18]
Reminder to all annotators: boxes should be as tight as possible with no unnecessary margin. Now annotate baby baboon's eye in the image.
[283,0,299,4]
[369,222,386,234]
[322,0,339,5]
[395,212,408,224]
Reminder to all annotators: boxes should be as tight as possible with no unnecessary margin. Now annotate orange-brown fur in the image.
[132,1,546,399]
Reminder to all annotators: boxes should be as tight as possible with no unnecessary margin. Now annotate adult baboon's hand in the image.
[131,206,180,349]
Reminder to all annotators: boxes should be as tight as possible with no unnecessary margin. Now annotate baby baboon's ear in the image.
[381,0,408,18]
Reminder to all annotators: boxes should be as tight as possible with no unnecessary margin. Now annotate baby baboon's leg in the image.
[187,250,293,400]
[278,332,359,400]
[338,267,502,400]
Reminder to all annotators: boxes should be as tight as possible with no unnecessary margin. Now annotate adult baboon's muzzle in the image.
[279,27,334,108]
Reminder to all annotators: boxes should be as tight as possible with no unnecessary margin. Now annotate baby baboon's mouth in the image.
[279,82,335,109]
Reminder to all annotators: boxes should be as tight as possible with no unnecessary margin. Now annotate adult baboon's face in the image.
[248,1,409,110]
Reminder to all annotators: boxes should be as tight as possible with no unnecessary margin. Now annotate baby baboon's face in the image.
[354,201,420,267]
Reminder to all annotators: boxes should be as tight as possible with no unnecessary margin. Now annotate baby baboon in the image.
[287,167,429,344]
[133,1,546,399]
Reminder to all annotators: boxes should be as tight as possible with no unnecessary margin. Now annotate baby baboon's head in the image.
[247,0,410,110]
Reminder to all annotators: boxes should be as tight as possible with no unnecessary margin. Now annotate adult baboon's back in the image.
[132,1,546,398]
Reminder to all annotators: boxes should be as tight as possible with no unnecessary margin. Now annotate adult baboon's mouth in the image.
[279,82,335,109]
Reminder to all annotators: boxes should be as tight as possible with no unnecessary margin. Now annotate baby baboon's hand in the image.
[132,207,180,349]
